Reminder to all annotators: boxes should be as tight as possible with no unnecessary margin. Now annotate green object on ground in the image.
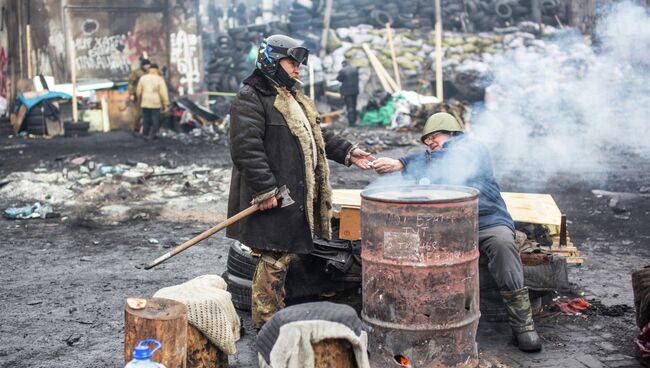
[360,98,395,127]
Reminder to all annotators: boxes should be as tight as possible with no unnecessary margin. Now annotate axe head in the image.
[277,185,295,208]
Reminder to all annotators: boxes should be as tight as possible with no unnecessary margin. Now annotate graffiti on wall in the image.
[170,30,200,94]
[72,15,166,78]
[74,34,130,73]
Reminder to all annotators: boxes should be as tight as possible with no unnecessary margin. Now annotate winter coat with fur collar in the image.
[226,69,354,254]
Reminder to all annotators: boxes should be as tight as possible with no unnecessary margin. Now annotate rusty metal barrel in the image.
[361,184,480,368]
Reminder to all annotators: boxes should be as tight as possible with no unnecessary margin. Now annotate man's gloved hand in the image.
[350,148,376,170]
[372,157,404,174]
[259,196,278,211]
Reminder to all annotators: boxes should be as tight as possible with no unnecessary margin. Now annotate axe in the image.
[145,185,295,269]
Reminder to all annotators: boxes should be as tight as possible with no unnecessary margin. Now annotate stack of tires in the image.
[288,2,313,33]
[21,104,47,135]
[205,30,256,93]
[222,243,257,310]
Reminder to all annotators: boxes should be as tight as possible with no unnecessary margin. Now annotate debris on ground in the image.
[584,299,634,317]
[4,202,56,219]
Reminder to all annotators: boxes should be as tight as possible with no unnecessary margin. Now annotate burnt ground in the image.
[0,130,649,368]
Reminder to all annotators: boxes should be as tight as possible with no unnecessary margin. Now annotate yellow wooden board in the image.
[332,189,362,208]
[332,189,563,226]
[501,192,562,226]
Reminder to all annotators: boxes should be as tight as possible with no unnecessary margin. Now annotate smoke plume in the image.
[471,1,650,182]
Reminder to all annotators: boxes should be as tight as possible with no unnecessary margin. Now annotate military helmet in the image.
[257,35,309,74]
[421,112,464,143]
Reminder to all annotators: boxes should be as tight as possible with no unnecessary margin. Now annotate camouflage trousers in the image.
[251,251,295,328]
[500,287,536,333]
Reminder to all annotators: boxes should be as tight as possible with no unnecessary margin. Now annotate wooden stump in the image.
[313,339,356,368]
[187,324,228,368]
[125,298,188,368]
[633,267,650,328]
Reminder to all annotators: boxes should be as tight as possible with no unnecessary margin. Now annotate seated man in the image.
[372,112,542,352]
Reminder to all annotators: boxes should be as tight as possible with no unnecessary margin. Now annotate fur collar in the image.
[243,69,278,97]
[272,87,333,240]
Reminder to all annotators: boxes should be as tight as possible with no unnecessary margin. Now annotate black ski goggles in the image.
[271,45,310,65]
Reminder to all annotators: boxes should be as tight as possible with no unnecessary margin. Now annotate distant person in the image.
[372,112,542,353]
[136,63,170,141]
[127,58,151,134]
[336,60,359,126]
[236,2,248,25]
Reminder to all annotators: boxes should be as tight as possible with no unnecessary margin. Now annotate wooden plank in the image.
[332,189,362,208]
[501,192,562,226]
[333,190,564,227]
[361,43,396,94]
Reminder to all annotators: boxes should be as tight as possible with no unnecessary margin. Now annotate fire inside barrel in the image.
[361,185,480,368]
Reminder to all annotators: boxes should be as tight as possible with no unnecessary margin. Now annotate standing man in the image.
[127,58,151,134]
[372,112,542,352]
[227,35,375,328]
[136,63,170,141]
[336,60,360,127]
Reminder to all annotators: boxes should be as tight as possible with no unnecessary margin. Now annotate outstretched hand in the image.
[372,157,404,174]
[350,148,377,170]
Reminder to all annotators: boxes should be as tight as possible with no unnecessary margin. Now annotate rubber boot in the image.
[500,288,542,352]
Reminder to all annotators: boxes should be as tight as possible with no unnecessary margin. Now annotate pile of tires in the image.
[205,30,257,94]
[223,242,360,311]
[21,104,47,135]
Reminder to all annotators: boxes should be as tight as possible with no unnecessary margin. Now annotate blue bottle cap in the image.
[133,339,161,360]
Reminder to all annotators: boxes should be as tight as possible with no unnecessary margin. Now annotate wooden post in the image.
[320,0,333,57]
[309,61,315,100]
[100,96,110,132]
[66,15,78,123]
[434,0,444,101]
[124,298,188,368]
[385,23,401,91]
[26,24,33,79]
[187,324,228,368]
[560,213,567,247]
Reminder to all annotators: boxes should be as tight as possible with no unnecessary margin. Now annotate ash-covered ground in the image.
[0,130,648,368]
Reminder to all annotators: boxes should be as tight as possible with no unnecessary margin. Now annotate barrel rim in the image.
[361,184,479,204]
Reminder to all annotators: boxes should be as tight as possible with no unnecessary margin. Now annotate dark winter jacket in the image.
[227,69,354,254]
[399,135,515,231]
[336,66,359,96]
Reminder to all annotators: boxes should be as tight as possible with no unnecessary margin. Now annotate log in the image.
[125,298,188,368]
[313,339,356,368]
[633,267,650,329]
[187,324,228,368]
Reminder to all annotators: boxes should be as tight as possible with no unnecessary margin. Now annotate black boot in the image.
[500,288,542,352]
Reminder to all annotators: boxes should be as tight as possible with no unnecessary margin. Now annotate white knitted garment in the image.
[153,274,241,355]
[257,320,370,368]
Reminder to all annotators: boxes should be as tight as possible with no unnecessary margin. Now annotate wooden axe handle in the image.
[145,203,259,269]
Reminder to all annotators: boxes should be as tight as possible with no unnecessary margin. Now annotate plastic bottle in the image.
[125,339,166,368]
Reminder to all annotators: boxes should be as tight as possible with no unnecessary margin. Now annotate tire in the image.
[223,271,252,311]
[227,242,259,279]
[23,115,45,128]
[494,0,513,19]
[25,125,47,135]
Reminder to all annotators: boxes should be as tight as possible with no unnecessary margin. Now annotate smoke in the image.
[471,1,650,182]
